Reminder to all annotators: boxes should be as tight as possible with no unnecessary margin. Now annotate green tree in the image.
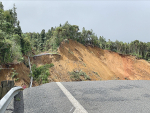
[21,36,32,55]
[40,29,46,50]
[12,4,17,27]
[0,2,4,10]
[98,36,106,49]
[14,20,22,37]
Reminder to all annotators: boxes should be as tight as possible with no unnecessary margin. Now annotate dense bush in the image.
[21,36,32,55]
[0,3,32,64]
[31,63,54,84]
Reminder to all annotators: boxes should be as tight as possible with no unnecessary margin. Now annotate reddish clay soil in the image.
[1,39,150,86]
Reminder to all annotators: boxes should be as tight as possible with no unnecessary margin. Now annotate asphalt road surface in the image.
[5,80,150,113]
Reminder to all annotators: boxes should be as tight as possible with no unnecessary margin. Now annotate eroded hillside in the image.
[1,39,150,86]
[0,63,37,87]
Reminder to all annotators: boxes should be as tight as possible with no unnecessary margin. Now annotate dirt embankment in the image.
[1,39,150,86]
[52,40,150,81]
[101,50,150,80]
[0,63,37,87]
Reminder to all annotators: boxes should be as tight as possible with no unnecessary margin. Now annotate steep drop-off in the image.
[1,39,150,86]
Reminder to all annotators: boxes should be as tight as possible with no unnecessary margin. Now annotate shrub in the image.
[45,36,63,52]
[31,63,54,84]
[15,78,19,81]
[69,71,81,81]
[0,33,23,64]
[69,70,91,81]
[11,69,18,79]
[79,71,91,80]
[137,55,142,59]
[93,71,100,77]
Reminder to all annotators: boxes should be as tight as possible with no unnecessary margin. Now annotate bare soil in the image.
[1,39,150,86]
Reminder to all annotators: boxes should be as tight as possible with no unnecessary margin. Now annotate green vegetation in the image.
[15,97,20,101]
[31,63,54,84]
[93,71,100,77]
[15,78,19,81]
[1,1,150,66]
[68,48,74,55]
[11,68,18,79]
[69,70,91,81]
[0,2,31,64]
[11,68,19,81]
[83,63,86,67]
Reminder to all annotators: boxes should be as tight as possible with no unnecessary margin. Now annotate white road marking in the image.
[56,82,88,113]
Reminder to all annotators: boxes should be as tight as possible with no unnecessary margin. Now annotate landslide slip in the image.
[54,39,150,81]
[1,39,150,86]
[102,50,150,80]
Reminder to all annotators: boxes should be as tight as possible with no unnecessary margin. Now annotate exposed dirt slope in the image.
[0,63,37,87]
[101,50,150,80]
[1,39,150,86]
[50,39,150,81]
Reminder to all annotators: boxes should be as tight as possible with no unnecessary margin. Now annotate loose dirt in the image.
[1,39,150,86]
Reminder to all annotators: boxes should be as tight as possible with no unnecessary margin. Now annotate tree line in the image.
[27,21,150,60]
[0,2,150,65]
[0,2,31,64]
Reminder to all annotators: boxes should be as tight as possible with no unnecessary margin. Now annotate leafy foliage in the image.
[11,68,18,79]
[0,2,32,65]
[31,64,54,84]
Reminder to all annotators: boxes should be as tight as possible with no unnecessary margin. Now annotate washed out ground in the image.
[1,39,150,87]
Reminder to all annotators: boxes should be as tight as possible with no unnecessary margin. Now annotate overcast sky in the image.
[1,0,150,43]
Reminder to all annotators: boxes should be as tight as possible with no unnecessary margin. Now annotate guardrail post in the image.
[1,81,8,99]
[0,80,14,99]
[7,81,14,91]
